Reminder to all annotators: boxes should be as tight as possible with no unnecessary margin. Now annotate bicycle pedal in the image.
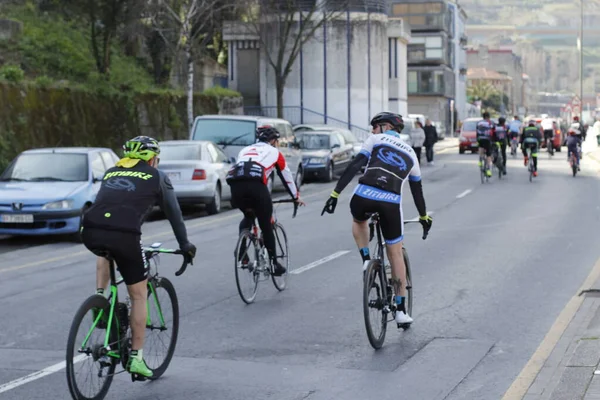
[131,373,148,382]
[397,322,412,330]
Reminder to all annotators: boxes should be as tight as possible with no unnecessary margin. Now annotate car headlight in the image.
[459,136,467,142]
[310,157,328,164]
[42,200,74,210]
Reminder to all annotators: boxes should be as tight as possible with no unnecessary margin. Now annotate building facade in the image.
[223,3,411,136]
[389,0,467,135]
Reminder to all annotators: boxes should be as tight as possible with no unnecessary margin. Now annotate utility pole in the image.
[579,0,583,117]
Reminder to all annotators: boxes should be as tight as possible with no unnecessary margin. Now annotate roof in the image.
[194,115,289,123]
[23,147,110,154]
[467,68,513,81]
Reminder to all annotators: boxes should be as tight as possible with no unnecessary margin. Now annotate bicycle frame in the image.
[78,247,186,360]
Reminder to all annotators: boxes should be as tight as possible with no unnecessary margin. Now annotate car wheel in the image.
[267,174,274,194]
[207,184,221,215]
[324,162,334,182]
[295,166,304,188]
[459,148,465,154]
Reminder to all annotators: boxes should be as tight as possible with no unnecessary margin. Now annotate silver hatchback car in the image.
[157,140,233,214]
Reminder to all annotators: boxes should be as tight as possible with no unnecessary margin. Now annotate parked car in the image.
[296,130,354,182]
[293,124,364,159]
[190,115,304,193]
[0,147,119,240]
[157,140,233,215]
[535,117,563,152]
[457,117,482,154]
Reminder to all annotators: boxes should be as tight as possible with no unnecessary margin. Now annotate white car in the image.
[157,140,233,214]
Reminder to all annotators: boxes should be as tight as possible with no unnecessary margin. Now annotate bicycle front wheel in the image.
[363,260,388,349]
[234,230,259,304]
[272,222,289,291]
[66,294,118,400]
[145,276,179,380]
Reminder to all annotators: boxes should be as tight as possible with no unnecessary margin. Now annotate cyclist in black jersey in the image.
[321,112,432,325]
[81,136,197,379]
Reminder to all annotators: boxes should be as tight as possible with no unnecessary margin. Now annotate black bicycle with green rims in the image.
[65,243,191,400]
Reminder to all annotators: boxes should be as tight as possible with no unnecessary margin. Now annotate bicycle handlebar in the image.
[272,198,300,218]
[143,248,192,277]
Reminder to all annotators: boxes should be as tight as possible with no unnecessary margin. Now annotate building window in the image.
[392,2,443,15]
[420,71,433,92]
[408,71,418,93]
[408,36,445,62]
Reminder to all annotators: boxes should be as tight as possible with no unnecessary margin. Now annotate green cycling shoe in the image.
[127,356,154,379]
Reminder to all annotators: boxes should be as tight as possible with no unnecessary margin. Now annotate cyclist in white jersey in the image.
[321,112,432,325]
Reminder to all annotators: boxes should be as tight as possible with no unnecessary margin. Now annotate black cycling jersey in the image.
[82,159,188,247]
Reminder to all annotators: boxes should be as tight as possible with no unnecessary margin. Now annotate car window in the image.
[339,130,356,143]
[90,152,106,179]
[212,144,228,162]
[100,151,115,169]
[206,143,219,162]
[191,119,256,146]
[330,133,341,147]
[335,132,346,146]
[160,144,202,160]
[1,153,89,182]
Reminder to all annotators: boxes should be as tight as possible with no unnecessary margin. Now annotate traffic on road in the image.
[1,114,600,400]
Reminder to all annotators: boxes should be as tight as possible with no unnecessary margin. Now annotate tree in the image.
[238,0,349,118]
[63,0,144,76]
[148,0,235,130]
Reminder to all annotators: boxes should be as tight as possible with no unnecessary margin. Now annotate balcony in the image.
[407,67,455,97]
[407,34,451,66]
[402,14,450,33]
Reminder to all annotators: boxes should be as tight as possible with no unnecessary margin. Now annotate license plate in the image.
[1,214,34,223]
[167,172,180,181]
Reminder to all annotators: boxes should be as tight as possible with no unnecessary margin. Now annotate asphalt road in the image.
[1,148,600,400]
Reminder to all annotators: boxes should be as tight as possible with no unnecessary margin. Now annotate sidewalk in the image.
[433,137,458,154]
[516,148,600,400]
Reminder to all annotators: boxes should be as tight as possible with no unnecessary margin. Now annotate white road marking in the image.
[290,250,351,275]
[0,354,86,394]
[404,211,435,223]
[456,189,473,199]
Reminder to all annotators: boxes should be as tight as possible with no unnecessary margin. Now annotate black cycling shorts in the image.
[82,227,148,285]
[350,192,403,245]
[477,138,492,157]
[543,129,553,139]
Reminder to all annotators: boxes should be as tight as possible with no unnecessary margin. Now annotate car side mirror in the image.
[290,142,301,149]
[228,157,236,164]
[93,176,103,183]
[332,143,340,149]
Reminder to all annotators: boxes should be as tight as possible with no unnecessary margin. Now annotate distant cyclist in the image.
[566,125,582,171]
[508,115,522,138]
[520,120,542,177]
[494,117,509,175]
[540,116,555,156]
[226,126,304,276]
[321,112,432,326]
[476,112,496,177]
[81,136,197,379]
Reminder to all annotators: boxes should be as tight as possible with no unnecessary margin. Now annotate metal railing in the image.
[244,106,371,140]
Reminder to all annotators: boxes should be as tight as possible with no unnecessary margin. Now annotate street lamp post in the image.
[579,0,583,117]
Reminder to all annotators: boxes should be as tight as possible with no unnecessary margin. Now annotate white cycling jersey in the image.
[227,142,298,198]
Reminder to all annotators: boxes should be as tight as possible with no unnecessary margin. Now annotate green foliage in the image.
[0,64,25,82]
[202,85,241,98]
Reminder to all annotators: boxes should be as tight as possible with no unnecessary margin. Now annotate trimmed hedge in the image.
[0,82,226,172]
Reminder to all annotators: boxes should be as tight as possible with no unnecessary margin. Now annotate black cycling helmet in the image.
[256,125,280,142]
[123,136,160,161]
[498,117,506,125]
[528,119,536,126]
[482,112,490,119]
[370,112,404,133]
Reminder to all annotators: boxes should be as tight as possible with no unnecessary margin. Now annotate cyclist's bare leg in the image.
[96,256,109,292]
[352,219,369,254]
[385,242,406,297]
[126,280,148,351]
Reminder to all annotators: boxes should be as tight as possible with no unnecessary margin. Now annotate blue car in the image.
[0,147,119,240]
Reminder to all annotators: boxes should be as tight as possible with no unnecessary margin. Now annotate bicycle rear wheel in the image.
[144,276,179,379]
[271,222,289,291]
[66,294,118,400]
[403,248,413,321]
[363,260,388,349]
[234,230,259,304]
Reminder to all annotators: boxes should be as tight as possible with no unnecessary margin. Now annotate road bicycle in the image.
[234,198,299,304]
[569,145,580,177]
[479,150,490,184]
[526,146,535,182]
[546,137,554,158]
[363,214,429,350]
[510,136,519,157]
[66,244,190,400]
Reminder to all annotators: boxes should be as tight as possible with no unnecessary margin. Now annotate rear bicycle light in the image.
[192,169,206,180]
